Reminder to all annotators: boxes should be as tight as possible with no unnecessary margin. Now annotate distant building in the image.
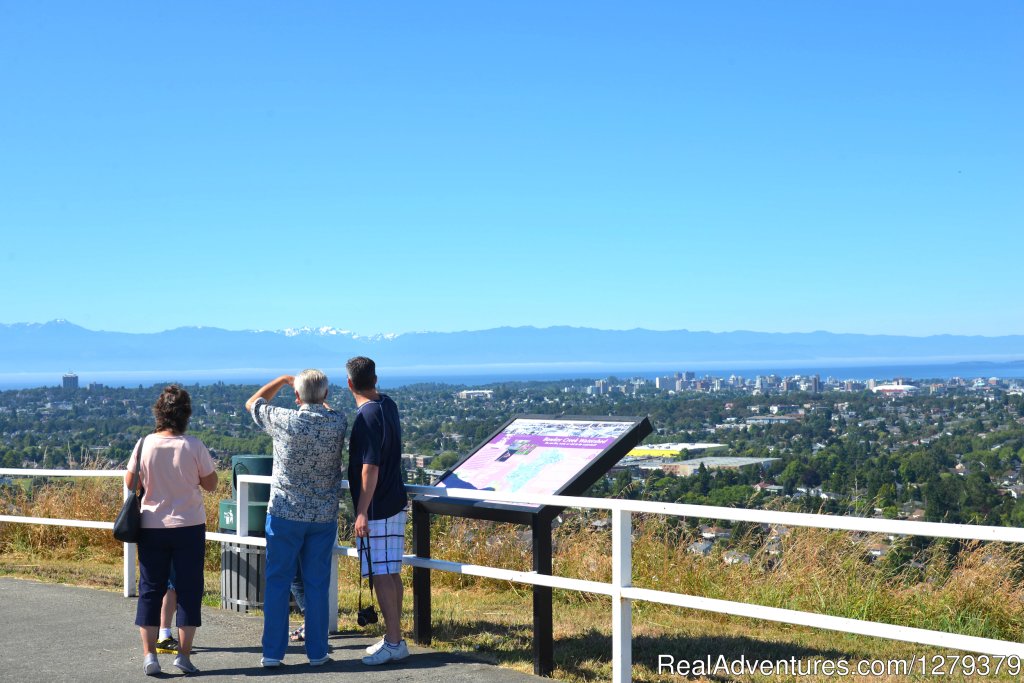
[723,550,751,566]
[870,383,917,396]
[88,382,104,391]
[687,540,713,556]
[402,453,437,475]
[62,373,79,390]
[457,389,494,400]
[746,415,796,426]
[866,542,890,559]
[769,405,802,415]
[626,442,727,458]
[663,455,780,476]
[700,525,732,540]
[411,454,434,468]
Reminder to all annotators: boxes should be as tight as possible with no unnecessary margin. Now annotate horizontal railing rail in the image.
[4,466,1024,681]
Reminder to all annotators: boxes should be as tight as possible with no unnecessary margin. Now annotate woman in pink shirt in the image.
[125,386,218,676]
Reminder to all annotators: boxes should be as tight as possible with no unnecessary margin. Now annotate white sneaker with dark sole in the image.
[143,654,161,676]
[174,655,199,675]
[362,639,409,665]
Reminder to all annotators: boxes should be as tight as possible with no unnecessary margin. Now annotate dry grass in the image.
[0,477,125,561]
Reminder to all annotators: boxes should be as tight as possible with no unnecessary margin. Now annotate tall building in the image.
[62,373,79,390]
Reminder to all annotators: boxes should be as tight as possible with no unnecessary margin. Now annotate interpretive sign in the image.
[413,413,652,676]
[424,414,651,523]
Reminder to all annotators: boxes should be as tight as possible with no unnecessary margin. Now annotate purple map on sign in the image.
[437,418,632,497]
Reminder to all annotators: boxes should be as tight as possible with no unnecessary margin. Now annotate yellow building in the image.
[626,442,727,458]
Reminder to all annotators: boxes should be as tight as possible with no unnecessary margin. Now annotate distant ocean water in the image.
[1,360,1022,390]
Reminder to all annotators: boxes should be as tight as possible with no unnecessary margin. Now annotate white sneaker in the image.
[365,637,385,655]
[309,654,331,666]
[143,654,161,676]
[174,655,199,675]
[261,656,283,667]
[362,639,409,665]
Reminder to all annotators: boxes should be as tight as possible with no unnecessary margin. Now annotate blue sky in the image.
[1,1,1021,337]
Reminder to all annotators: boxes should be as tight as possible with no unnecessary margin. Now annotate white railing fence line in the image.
[4,467,1024,681]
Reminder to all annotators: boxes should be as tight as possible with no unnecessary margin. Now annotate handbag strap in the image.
[130,436,145,495]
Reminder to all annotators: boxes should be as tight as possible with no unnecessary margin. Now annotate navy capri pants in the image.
[135,523,206,628]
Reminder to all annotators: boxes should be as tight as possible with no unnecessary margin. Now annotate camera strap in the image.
[357,535,376,611]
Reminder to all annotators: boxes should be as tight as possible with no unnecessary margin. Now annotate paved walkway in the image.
[0,578,546,682]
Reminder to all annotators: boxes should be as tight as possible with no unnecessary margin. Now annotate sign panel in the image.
[437,418,634,499]
[425,414,652,523]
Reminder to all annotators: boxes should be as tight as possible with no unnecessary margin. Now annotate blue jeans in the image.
[262,514,336,661]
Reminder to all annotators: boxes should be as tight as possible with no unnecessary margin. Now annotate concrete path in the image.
[0,577,546,682]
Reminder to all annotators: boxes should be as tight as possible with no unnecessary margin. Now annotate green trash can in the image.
[218,500,269,535]
[231,455,273,503]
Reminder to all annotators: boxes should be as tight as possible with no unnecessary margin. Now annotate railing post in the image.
[612,508,632,683]
[237,478,249,539]
[123,480,137,597]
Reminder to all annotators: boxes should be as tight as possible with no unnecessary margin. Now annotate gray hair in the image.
[294,368,329,404]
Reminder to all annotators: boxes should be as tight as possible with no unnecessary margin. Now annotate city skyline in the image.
[1,2,1021,337]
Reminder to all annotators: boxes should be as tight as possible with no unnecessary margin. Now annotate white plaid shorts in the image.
[358,510,406,577]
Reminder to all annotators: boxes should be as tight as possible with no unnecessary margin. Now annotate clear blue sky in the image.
[1,1,1021,336]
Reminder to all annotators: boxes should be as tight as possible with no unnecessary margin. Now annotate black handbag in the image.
[113,437,145,543]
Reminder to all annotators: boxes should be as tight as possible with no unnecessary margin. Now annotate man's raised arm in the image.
[245,375,295,412]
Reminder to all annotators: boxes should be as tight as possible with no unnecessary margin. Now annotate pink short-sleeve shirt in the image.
[127,434,216,529]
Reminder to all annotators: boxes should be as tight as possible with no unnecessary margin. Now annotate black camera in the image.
[357,605,378,627]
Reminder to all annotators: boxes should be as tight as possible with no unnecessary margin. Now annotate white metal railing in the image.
[5,467,1024,682]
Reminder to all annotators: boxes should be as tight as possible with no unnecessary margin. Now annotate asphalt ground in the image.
[0,577,546,682]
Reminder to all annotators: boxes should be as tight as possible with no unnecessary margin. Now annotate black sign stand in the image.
[412,501,432,645]
[410,414,652,677]
[531,514,553,673]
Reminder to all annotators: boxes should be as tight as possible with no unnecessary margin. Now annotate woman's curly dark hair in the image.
[153,385,192,434]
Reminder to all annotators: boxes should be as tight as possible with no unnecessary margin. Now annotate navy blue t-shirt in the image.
[348,394,407,520]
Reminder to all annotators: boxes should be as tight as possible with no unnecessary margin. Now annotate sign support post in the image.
[532,514,554,676]
[412,500,432,645]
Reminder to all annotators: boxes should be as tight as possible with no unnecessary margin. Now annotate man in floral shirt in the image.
[246,370,347,668]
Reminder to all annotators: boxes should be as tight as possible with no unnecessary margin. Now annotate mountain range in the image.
[1,320,1022,375]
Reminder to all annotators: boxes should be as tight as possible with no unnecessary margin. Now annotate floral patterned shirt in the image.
[250,397,347,523]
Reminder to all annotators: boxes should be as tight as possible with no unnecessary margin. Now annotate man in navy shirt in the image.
[346,356,409,665]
